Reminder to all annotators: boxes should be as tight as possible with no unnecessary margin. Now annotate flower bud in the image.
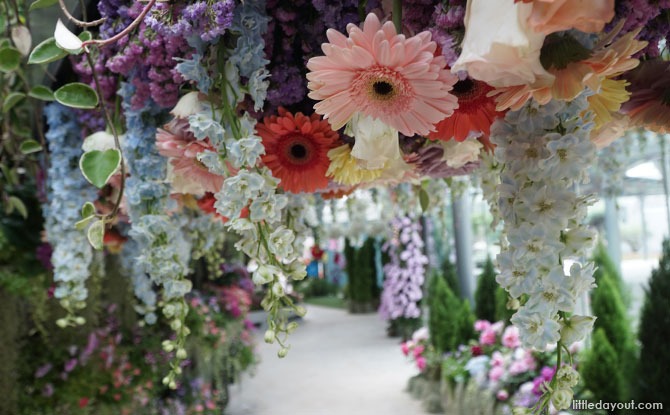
[294,306,306,317]
[286,322,299,333]
[556,365,580,388]
[278,347,289,358]
[264,330,275,344]
[74,316,86,325]
[176,348,188,360]
[162,340,174,352]
[551,387,573,411]
[272,282,285,297]
[162,376,171,386]
[168,380,177,390]
[170,318,182,331]
[56,318,69,328]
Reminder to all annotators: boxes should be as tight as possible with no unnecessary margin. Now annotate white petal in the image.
[54,19,83,52]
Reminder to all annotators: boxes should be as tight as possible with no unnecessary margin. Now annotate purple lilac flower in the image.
[35,363,53,379]
[532,366,556,396]
[379,216,428,320]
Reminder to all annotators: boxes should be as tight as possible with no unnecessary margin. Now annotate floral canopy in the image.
[2,0,668,413]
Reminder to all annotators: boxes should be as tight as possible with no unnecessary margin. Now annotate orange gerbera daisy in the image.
[428,78,503,143]
[258,108,339,193]
[490,28,646,111]
[306,13,458,136]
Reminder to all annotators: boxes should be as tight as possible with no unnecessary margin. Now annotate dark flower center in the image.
[290,143,307,159]
[453,79,474,95]
[373,81,394,96]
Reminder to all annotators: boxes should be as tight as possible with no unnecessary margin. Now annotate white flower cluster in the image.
[185,81,307,353]
[488,97,598,352]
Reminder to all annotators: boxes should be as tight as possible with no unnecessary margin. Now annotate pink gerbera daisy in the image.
[306,13,459,136]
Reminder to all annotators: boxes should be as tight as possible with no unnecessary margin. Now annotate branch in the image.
[58,0,106,28]
[81,0,157,48]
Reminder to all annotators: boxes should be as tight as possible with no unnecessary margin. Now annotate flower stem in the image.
[392,0,402,34]
[82,0,156,48]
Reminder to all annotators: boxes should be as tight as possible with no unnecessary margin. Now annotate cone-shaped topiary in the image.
[475,257,497,321]
[582,328,625,410]
[635,239,670,408]
[428,269,475,354]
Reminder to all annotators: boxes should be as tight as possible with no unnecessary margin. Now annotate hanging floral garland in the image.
[22,0,670,408]
[379,216,428,330]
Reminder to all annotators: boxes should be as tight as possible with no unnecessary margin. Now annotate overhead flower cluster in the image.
[486,96,598,412]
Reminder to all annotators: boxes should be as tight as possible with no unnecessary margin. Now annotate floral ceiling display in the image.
[1,0,669,413]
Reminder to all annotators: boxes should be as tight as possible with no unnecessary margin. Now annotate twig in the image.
[81,0,157,48]
[58,0,106,28]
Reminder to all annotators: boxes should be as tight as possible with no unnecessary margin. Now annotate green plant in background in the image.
[581,328,625,411]
[589,266,636,397]
[474,257,497,321]
[428,269,474,354]
[592,242,630,306]
[345,237,378,312]
[635,239,670,410]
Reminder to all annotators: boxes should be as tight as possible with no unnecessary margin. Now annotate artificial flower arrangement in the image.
[1,0,668,411]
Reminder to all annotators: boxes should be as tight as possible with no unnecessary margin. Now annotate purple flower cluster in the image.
[379,216,428,320]
[146,0,235,43]
[262,0,381,114]
[610,0,670,57]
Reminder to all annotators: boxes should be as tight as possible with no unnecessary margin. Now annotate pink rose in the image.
[479,329,497,346]
[416,356,427,371]
[413,345,425,358]
[491,351,505,367]
[401,342,411,356]
[502,325,521,348]
[474,320,491,332]
[489,365,505,382]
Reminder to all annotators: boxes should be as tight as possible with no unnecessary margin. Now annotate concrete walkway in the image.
[225,305,426,415]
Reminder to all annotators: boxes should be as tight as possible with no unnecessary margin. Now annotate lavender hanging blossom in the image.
[379,216,428,322]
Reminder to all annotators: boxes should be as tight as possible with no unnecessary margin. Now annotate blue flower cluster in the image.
[119,82,191,323]
[230,0,270,110]
[43,104,98,316]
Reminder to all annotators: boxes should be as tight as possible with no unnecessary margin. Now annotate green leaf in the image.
[19,139,42,154]
[29,0,57,11]
[0,47,21,73]
[75,215,95,231]
[28,85,54,101]
[87,220,105,250]
[79,149,121,188]
[7,196,28,219]
[79,31,92,43]
[3,92,26,113]
[28,37,67,64]
[81,202,95,218]
[419,188,430,213]
[54,83,98,109]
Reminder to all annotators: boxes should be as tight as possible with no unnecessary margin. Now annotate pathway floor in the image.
[225,305,426,415]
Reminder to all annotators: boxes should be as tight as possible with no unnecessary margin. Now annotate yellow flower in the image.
[587,78,631,129]
[326,144,383,186]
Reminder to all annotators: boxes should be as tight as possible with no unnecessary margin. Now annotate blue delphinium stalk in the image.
[486,96,598,413]
[43,103,98,326]
[120,82,192,387]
